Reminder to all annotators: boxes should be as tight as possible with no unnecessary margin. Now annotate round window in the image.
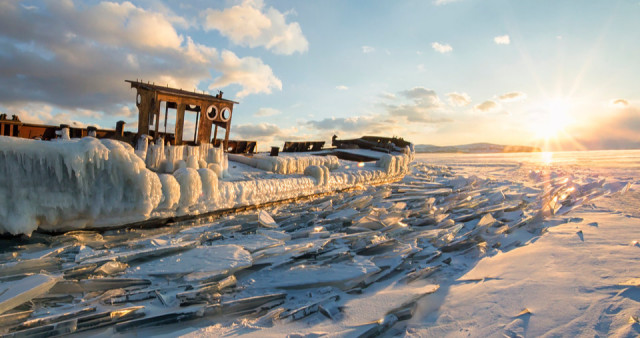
[136,94,142,105]
[206,105,218,121]
[221,107,231,121]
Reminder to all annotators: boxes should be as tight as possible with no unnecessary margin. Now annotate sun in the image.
[532,98,573,140]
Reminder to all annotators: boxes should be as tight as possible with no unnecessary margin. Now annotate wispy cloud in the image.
[610,98,629,108]
[362,45,375,53]
[254,107,282,117]
[498,91,527,102]
[336,85,349,91]
[474,100,499,112]
[431,42,453,53]
[446,92,471,107]
[494,35,511,45]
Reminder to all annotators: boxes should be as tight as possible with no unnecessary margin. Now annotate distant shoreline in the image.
[415,143,541,154]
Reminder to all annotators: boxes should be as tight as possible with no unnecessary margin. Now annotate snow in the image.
[1,141,639,337]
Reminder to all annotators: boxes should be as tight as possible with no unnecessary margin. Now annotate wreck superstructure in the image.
[127,80,236,148]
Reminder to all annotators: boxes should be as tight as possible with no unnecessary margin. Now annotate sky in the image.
[0,0,638,151]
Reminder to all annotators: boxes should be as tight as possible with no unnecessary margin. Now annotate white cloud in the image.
[0,0,283,115]
[362,46,375,53]
[446,92,471,106]
[498,91,527,102]
[494,35,511,45]
[431,42,452,53]
[383,87,450,123]
[203,0,308,55]
[417,64,426,72]
[336,85,349,91]
[254,107,282,117]
[474,100,499,112]
[210,50,282,98]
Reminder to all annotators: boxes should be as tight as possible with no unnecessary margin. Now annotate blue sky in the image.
[0,0,638,150]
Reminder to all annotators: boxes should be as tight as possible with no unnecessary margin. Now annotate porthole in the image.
[221,107,231,121]
[136,94,142,105]
[206,105,218,121]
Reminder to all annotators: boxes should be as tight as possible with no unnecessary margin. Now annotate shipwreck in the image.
[0,80,414,236]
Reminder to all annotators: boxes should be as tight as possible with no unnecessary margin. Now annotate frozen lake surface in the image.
[0,150,638,337]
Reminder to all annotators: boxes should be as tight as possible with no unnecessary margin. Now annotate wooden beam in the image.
[174,103,186,145]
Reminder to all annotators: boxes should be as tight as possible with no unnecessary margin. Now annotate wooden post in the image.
[175,103,185,145]
[224,123,231,151]
[213,125,218,144]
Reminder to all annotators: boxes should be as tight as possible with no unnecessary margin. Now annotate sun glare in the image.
[532,98,573,140]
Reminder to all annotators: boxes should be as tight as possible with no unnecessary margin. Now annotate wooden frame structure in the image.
[126,80,238,147]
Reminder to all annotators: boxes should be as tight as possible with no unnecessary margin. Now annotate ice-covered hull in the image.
[0,136,414,236]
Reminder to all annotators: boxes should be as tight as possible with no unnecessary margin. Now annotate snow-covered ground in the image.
[0,149,638,337]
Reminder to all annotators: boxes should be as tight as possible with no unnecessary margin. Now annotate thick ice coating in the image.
[0,136,413,235]
[0,137,162,235]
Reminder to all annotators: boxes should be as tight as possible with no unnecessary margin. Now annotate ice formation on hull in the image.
[0,137,162,235]
[0,136,413,235]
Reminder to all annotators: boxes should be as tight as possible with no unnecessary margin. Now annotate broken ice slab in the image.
[79,241,198,265]
[356,314,399,338]
[9,307,96,332]
[176,276,236,306]
[400,265,441,284]
[219,293,286,316]
[258,210,278,228]
[221,234,283,253]
[0,310,33,329]
[249,256,380,290]
[49,278,151,294]
[128,245,252,279]
[95,261,129,275]
[0,257,61,276]
[0,274,61,315]
[279,294,340,322]
[7,306,145,337]
[106,289,159,305]
[113,307,204,333]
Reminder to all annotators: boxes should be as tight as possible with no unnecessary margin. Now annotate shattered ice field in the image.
[1,149,639,337]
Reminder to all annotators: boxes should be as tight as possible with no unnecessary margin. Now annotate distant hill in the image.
[415,143,541,153]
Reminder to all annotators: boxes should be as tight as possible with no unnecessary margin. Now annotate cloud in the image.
[562,105,640,150]
[431,42,452,53]
[610,99,629,108]
[380,92,397,100]
[362,46,375,53]
[306,116,394,135]
[400,87,443,107]
[474,100,499,112]
[0,0,282,116]
[494,35,511,45]
[232,122,286,139]
[446,92,471,106]
[254,107,282,117]
[209,50,282,98]
[498,91,527,102]
[336,85,349,91]
[203,0,308,55]
[384,87,450,123]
